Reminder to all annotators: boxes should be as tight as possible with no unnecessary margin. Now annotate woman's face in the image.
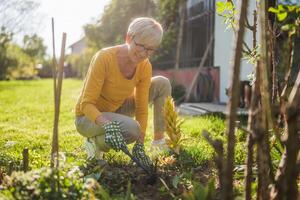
[127,36,157,64]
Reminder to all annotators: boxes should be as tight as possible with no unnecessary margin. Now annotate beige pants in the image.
[75,76,171,151]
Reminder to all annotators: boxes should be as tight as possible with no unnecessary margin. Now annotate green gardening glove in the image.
[132,142,153,170]
[104,121,126,151]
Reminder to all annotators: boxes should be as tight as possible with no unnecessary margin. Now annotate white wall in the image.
[214,0,257,102]
[70,38,86,55]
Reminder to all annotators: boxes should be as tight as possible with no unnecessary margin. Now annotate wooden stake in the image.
[51,18,57,102]
[50,17,67,168]
[8,161,13,175]
[22,148,29,172]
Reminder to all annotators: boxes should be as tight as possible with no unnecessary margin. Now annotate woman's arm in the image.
[135,61,152,143]
[80,51,108,124]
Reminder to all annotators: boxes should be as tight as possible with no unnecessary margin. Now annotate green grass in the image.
[0,79,246,171]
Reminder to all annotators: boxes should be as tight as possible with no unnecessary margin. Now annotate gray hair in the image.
[127,17,163,47]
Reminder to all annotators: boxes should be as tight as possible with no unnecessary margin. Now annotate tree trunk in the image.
[245,10,258,200]
[223,0,249,199]
[271,70,300,200]
[256,1,274,199]
[174,0,186,70]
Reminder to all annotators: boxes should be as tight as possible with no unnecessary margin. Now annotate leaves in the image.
[277,12,288,21]
[268,4,300,22]
[216,1,237,30]
[216,1,234,15]
[163,96,185,154]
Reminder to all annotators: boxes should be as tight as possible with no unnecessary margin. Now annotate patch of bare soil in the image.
[97,159,214,199]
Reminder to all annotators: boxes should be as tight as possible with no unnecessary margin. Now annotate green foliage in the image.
[0,167,85,199]
[269,3,300,87]
[269,4,300,36]
[0,29,46,80]
[216,1,237,30]
[5,44,37,80]
[151,0,179,63]
[0,27,13,80]
[22,34,47,62]
[183,179,216,200]
[0,165,126,200]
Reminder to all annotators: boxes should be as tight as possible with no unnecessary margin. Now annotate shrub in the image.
[0,167,87,199]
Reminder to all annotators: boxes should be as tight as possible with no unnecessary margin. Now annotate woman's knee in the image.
[151,76,172,95]
[102,112,141,143]
[75,116,104,138]
[124,120,141,143]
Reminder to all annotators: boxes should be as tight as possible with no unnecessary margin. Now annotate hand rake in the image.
[120,145,157,185]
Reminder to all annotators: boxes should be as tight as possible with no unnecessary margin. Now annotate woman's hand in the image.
[103,121,126,151]
[132,142,153,169]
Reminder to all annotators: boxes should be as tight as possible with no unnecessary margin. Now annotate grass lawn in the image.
[0,79,246,199]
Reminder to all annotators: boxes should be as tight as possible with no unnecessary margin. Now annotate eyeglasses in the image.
[132,37,156,54]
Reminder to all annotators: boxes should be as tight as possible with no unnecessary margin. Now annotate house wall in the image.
[70,38,86,54]
[153,67,220,102]
[214,0,257,102]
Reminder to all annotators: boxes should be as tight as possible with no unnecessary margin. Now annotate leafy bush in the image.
[0,27,13,80]
[171,81,186,103]
[6,44,37,80]
[0,164,138,200]
[0,167,86,199]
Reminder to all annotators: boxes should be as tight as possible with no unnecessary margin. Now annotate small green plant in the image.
[0,166,118,200]
[183,179,216,200]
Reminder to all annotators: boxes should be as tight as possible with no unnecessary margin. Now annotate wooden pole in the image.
[8,161,13,175]
[22,148,29,172]
[51,18,57,109]
[50,17,67,168]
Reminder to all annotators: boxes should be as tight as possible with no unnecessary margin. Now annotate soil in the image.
[97,161,214,200]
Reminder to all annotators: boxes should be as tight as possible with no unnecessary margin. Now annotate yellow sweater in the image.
[75,46,152,133]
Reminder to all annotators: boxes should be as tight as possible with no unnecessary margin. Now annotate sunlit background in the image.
[0,0,110,54]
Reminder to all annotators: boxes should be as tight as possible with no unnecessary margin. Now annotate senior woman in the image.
[75,17,171,168]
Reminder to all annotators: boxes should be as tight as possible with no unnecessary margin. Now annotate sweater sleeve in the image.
[135,61,152,133]
[79,51,107,122]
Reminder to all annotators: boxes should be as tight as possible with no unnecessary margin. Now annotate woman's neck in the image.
[117,44,135,66]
